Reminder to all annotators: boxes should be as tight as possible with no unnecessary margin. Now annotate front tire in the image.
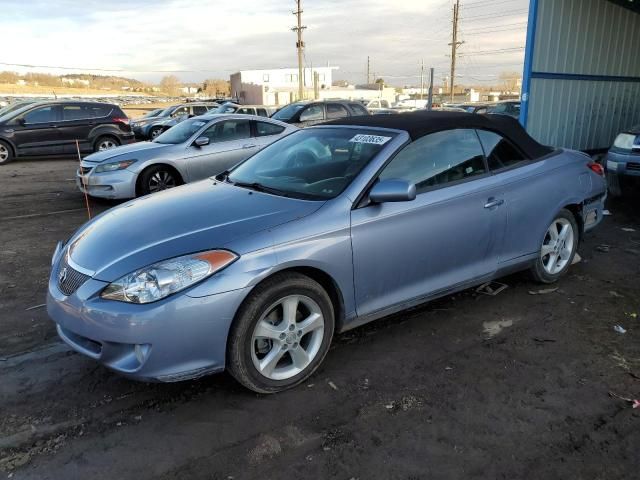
[0,140,14,165]
[531,209,578,284]
[227,273,335,393]
[149,126,163,140]
[137,165,181,196]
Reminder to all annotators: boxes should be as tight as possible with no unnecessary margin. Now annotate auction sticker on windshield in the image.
[349,134,392,145]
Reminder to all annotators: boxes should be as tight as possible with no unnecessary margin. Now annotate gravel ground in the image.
[1,158,638,479]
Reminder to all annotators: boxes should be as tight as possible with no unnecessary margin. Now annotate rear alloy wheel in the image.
[95,136,120,152]
[138,165,180,196]
[0,141,14,165]
[227,273,335,393]
[531,209,578,284]
[149,127,163,140]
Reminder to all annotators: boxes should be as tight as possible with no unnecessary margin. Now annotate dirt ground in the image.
[1,158,639,479]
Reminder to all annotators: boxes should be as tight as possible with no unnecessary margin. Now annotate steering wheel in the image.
[286,150,317,168]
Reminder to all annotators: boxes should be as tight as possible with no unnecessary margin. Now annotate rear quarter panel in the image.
[497,149,600,263]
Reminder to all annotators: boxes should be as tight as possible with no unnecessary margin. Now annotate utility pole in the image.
[427,67,434,110]
[292,0,306,101]
[420,59,425,100]
[367,56,371,85]
[449,0,463,101]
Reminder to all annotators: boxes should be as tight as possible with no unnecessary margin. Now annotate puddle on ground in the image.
[482,319,514,338]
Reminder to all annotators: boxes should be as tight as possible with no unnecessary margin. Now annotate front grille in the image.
[627,162,640,172]
[79,166,93,175]
[57,255,90,296]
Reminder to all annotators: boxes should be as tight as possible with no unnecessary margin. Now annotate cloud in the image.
[0,0,529,85]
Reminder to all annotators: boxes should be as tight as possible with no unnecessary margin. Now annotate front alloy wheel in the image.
[148,170,177,193]
[251,295,325,381]
[531,209,578,283]
[227,272,335,393]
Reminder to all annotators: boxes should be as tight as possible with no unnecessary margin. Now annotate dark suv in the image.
[271,100,369,127]
[0,101,133,165]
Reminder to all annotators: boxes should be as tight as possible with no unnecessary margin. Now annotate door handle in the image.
[242,144,256,149]
[484,198,504,209]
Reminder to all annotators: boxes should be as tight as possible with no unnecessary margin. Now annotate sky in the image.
[0,0,530,86]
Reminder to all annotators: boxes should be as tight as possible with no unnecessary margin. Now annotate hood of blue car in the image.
[83,141,170,163]
[67,181,323,281]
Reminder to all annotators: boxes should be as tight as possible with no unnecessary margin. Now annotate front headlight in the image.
[101,250,238,304]
[94,160,137,173]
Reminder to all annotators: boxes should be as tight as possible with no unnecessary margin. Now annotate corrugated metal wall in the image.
[525,0,640,150]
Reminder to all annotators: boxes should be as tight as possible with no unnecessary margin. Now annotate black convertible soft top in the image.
[323,110,554,159]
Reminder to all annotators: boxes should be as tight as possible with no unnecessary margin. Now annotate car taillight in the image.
[587,162,604,176]
[112,117,130,125]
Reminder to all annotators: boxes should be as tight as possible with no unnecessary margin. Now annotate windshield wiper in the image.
[231,180,290,197]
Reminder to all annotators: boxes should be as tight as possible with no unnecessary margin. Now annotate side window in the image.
[87,105,110,118]
[192,105,208,115]
[349,103,369,116]
[299,105,324,122]
[381,100,390,108]
[62,105,88,121]
[203,120,251,143]
[257,108,268,117]
[379,129,486,193]
[256,121,285,137]
[23,106,57,124]
[236,107,252,115]
[370,101,380,108]
[477,130,527,170]
[326,103,349,119]
[171,106,189,117]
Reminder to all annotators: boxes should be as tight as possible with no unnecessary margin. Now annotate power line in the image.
[462,21,527,32]
[461,26,527,36]
[458,47,525,56]
[463,0,518,9]
[461,10,529,20]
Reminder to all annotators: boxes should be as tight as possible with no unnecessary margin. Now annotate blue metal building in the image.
[520,0,640,151]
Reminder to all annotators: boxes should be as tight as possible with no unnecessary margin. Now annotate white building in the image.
[230,67,338,105]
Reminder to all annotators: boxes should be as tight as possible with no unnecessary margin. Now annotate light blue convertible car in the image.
[47,111,607,392]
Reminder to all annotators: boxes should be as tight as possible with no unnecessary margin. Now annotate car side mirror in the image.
[194,136,210,147]
[369,179,416,203]
[17,118,26,126]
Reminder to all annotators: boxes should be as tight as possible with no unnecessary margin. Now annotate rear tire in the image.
[0,140,14,165]
[94,136,120,152]
[137,165,181,196]
[227,272,335,393]
[531,209,579,284]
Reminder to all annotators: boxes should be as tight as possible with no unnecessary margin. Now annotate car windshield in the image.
[0,103,36,123]
[155,107,174,117]
[227,127,396,200]
[143,108,163,118]
[153,118,208,144]
[271,103,306,121]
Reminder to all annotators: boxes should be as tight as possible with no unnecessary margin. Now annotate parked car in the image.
[48,111,606,392]
[359,98,392,114]
[458,103,494,114]
[130,103,218,140]
[487,100,521,118]
[76,114,296,199]
[210,103,276,117]
[604,125,640,196]
[0,101,133,165]
[271,100,369,127]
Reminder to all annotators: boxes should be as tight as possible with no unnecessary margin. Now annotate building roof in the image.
[323,110,553,158]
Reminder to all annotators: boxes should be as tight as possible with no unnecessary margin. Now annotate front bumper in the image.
[76,164,137,199]
[47,268,250,382]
